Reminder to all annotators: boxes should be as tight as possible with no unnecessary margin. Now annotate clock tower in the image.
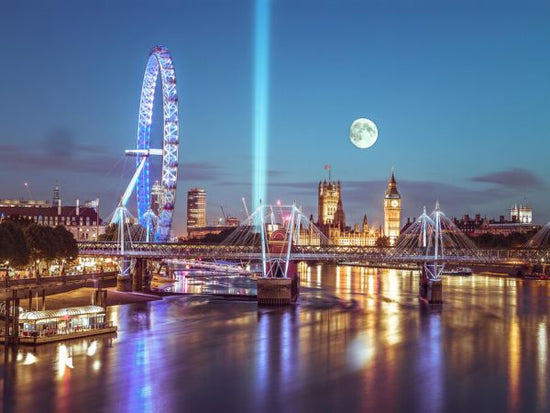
[384,172,401,246]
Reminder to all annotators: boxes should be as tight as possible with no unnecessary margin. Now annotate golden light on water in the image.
[508,317,521,411]
[537,321,547,410]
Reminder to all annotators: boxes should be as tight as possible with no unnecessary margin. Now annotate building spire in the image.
[385,170,400,197]
[335,196,346,229]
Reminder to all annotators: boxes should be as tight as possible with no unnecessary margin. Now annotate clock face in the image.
[391,200,399,207]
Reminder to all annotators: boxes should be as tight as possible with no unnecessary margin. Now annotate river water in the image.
[1,264,549,413]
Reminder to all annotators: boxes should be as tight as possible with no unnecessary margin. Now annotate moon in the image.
[349,118,378,149]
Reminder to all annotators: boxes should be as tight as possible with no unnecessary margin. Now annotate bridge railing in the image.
[77,241,549,264]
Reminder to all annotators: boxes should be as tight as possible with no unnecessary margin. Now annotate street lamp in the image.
[4,260,9,288]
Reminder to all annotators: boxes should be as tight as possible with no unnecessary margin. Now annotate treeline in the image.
[0,217,78,269]
[468,230,538,248]
[178,228,238,244]
[99,223,149,242]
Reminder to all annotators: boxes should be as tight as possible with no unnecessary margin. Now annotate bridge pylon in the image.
[224,203,325,305]
[393,202,479,304]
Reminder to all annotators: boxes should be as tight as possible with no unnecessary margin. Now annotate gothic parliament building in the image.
[314,172,401,246]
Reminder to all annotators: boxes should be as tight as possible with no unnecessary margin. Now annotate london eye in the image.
[127,45,179,242]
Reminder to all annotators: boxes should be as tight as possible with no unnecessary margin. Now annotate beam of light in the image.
[252,0,271,211]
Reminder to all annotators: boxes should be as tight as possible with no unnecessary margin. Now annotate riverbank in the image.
[41,287,161,310]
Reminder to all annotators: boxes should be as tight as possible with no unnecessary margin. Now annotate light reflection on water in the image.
[161,270,257,296]
[1,264,550,413]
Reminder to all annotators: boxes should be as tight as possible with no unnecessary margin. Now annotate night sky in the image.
[1,0,549,235]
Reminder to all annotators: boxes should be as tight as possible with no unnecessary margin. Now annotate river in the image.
[1,264,549,413]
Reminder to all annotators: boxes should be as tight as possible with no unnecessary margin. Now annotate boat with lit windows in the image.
[5,305,117,345]
[442,267,473,276]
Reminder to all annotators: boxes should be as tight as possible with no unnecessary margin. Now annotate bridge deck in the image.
[77,241,549,266]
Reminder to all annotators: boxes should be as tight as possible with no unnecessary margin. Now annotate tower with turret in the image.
[318,180,345,228]
[52,184,60,206]
[384,172,401,245]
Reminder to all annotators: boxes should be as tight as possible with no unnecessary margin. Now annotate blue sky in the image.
[1,0,549,235]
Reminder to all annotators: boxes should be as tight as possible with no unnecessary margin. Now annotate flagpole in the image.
[324,164,332,182]
[96,196,100,241]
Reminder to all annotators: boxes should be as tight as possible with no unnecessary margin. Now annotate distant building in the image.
[187,188,207,230]
[187,224,240,241]
[0,199,50,208]
[510,203,532,223]
[186,216,240,241]
[316,179,380,246]
[151,180,163,216]
[383,172,401,246]
[317,180,345,228]
[52,184,60,206]
[0,187,104,241]
[453,211,538,237]
[225,216,240,227]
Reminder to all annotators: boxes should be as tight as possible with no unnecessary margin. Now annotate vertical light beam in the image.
[253,0,271,211]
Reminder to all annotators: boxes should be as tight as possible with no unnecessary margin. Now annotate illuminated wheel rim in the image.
[136,45,179,242]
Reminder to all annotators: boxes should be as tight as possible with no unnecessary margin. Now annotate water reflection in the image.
[537,321,547,411]
[165,271,257,296]
[1,264,550,413]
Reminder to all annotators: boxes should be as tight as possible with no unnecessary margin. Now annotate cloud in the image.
[44,128,76,158]
[470,168,543,189]
[0,128,125,177]
[0,131,225,183]
[0,138,119,174]
[179,162,224,181]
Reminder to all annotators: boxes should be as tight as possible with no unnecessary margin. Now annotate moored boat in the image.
[442,267,473,276]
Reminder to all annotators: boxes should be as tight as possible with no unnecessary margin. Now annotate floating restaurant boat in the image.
[442,267,473,276]
[9,305,116,345]
[521,273,549,281]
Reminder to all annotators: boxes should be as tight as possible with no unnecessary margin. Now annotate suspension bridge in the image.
[92,45,550,303]
[77,240,548,265]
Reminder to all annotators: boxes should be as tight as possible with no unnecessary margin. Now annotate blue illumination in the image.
[252,0,271,211]
[135,46,179,242]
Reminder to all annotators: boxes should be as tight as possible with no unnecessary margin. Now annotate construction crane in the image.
[220,205,227,224]
[241,197,250,218]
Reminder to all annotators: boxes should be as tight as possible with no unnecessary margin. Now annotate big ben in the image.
[384,172,401,246]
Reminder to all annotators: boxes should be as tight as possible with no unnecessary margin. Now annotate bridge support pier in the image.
[117,258,149,292]
[257,260,299,306]
[132,258,145,292]
[257,276,299,306]
[419,263,443,304]
[92,289,108,308]
[3,290,21,345]
[116,257,132,292]
[116,274,132,292]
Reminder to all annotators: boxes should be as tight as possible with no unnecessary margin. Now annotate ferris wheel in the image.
[126,45,179,242]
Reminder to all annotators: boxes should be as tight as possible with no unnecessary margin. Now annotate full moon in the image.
[349,118,378,149]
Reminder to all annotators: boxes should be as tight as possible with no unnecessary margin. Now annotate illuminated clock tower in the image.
[383,172,401,246]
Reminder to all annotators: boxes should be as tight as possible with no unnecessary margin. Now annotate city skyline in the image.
[1,1,549,235]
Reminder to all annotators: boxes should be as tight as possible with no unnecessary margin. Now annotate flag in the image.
[324,164,330,170]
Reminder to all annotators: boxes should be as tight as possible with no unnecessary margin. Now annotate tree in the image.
[0,221,30,267]
[54,226,78,261]
[375,236,390,247]
[0,218,78,276]
[200,228,238,244]
[99,224,117,241]
[470,230,538,248]
[99,223,147,242]
[24,224,60,275]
